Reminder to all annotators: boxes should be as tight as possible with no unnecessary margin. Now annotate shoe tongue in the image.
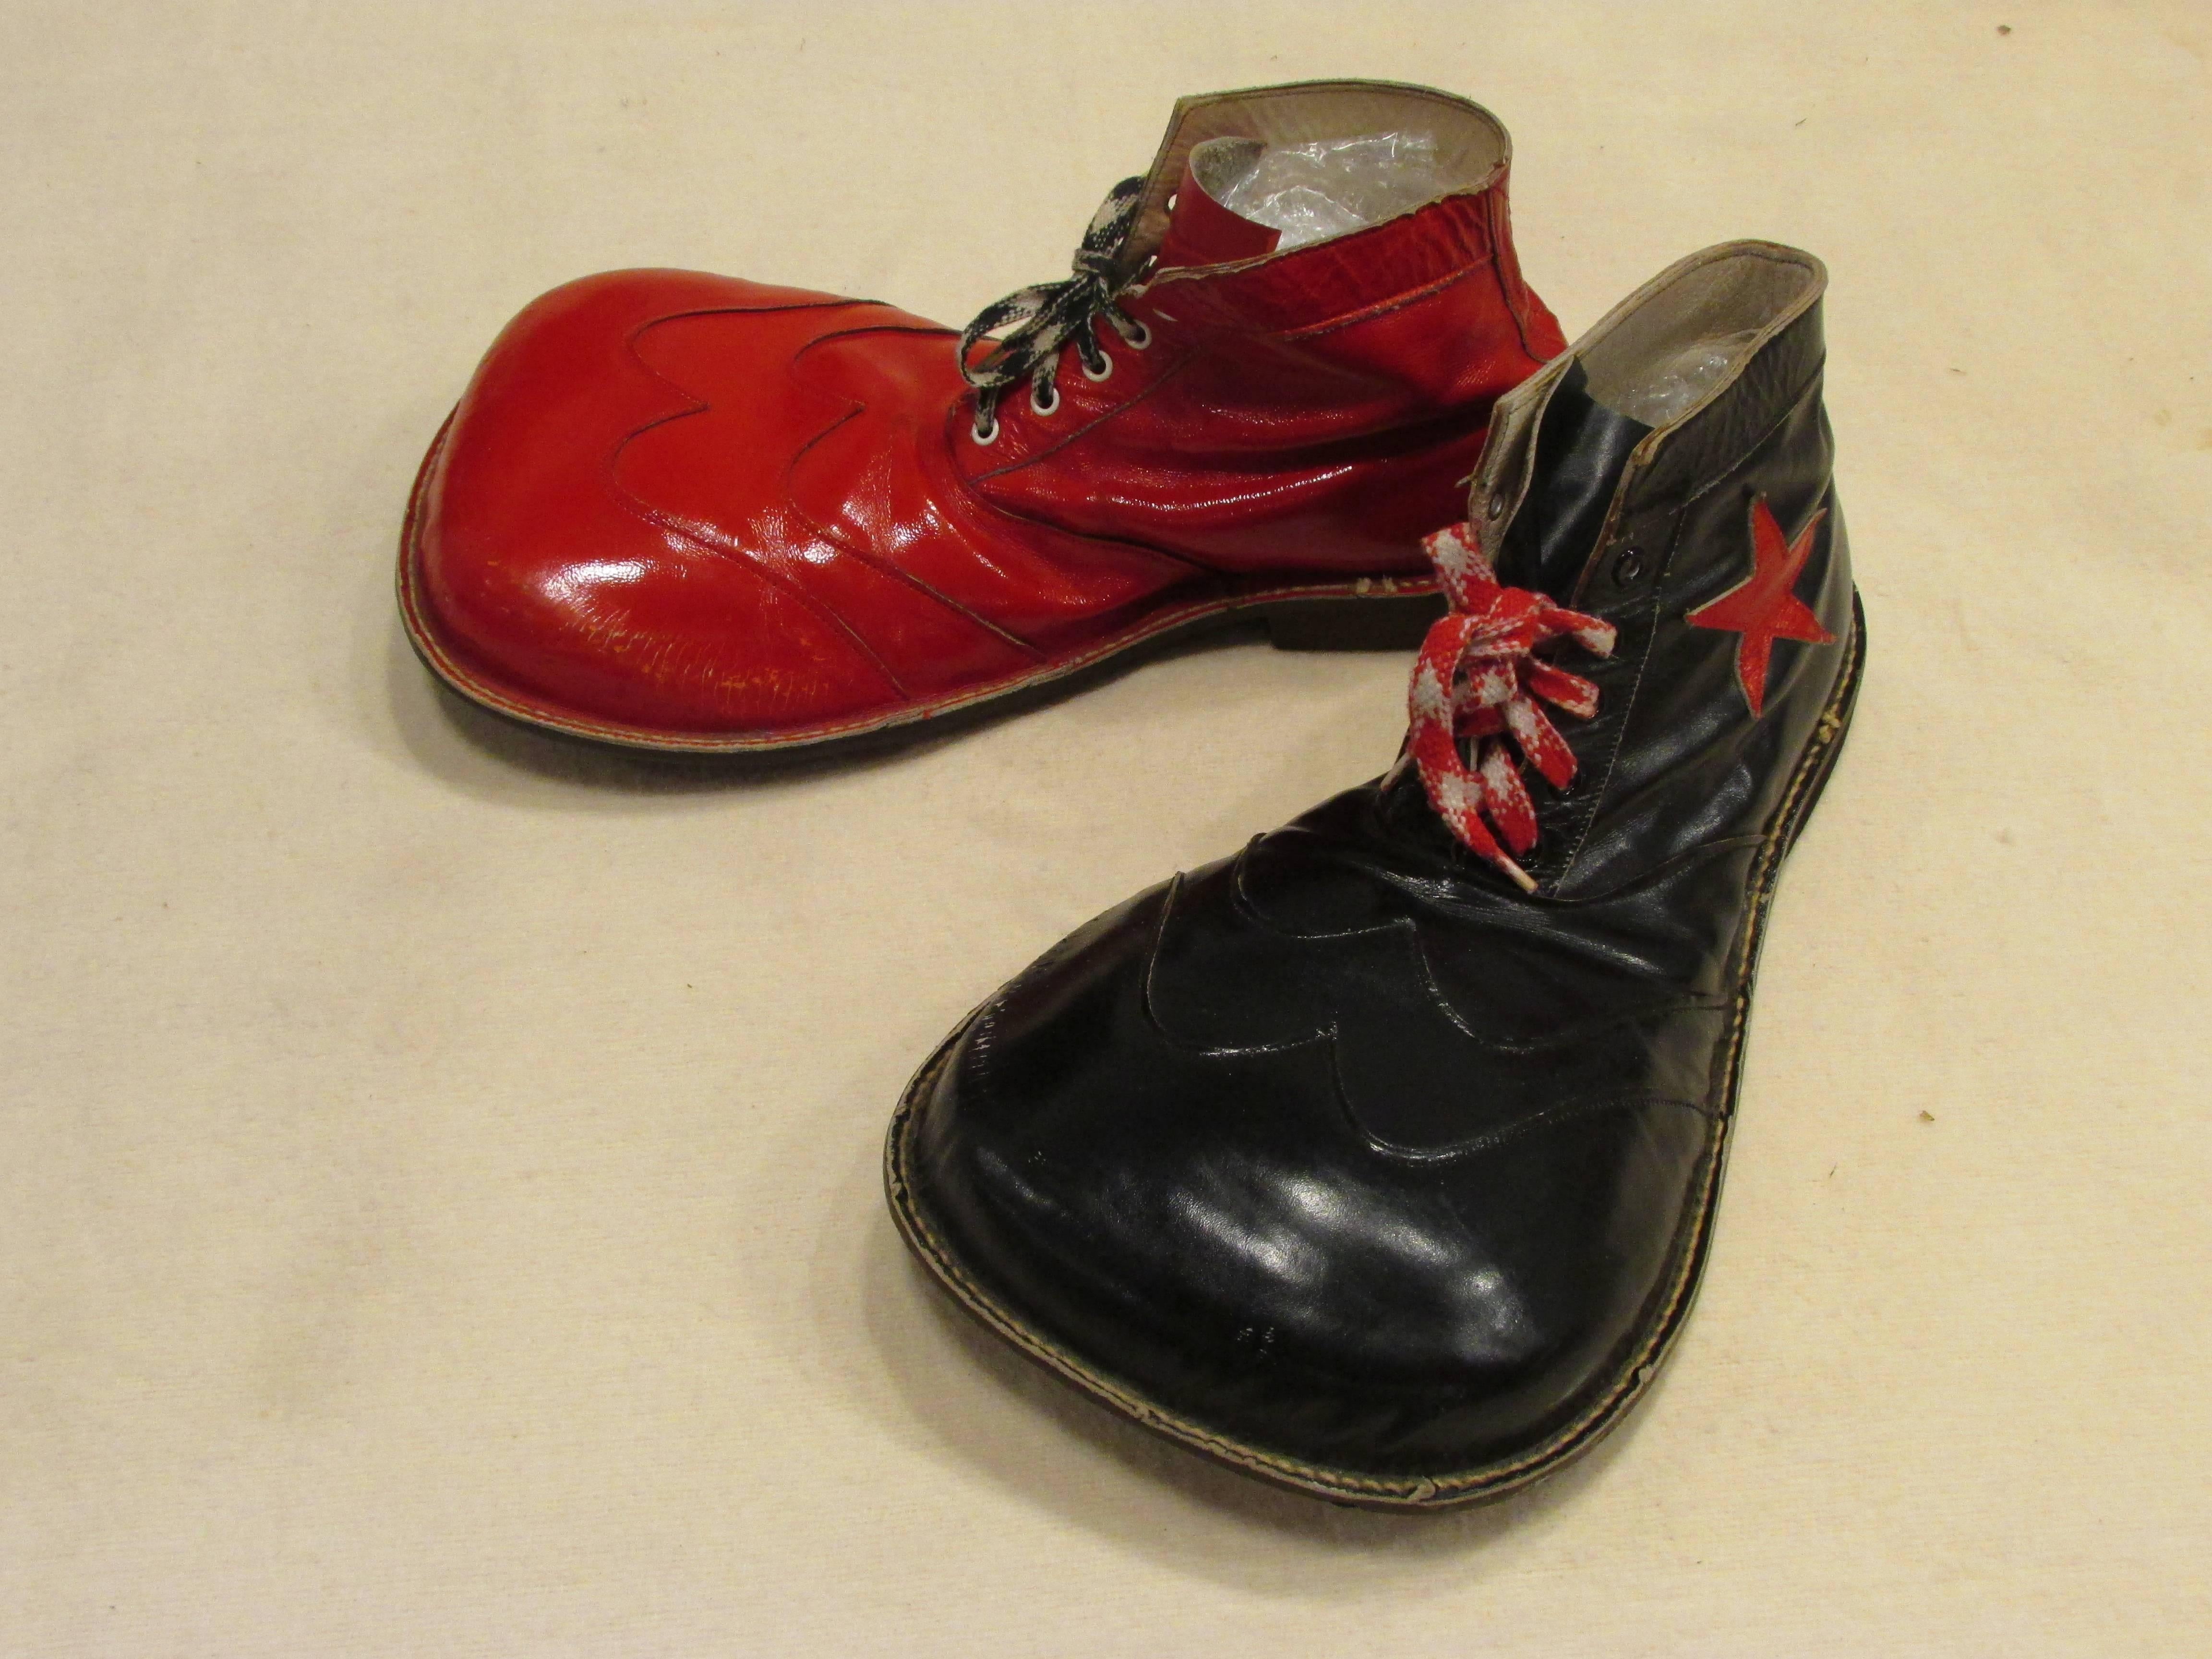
[1492,361,1654,601]
[1153,155,1283,270]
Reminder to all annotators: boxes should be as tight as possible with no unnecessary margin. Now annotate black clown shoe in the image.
[886,242,1863,1510]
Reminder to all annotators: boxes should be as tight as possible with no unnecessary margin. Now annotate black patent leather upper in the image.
[902,267,1858,1488]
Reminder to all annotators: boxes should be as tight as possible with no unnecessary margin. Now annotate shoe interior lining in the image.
[1578,252,1821,428]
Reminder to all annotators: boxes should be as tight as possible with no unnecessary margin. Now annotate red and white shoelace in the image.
[1407,523,1618,892]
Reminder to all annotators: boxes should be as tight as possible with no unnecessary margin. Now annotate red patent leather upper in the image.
[402,127,1565,746]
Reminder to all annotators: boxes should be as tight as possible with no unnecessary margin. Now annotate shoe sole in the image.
[395,411,1447,760]
[884,591,1867,1510]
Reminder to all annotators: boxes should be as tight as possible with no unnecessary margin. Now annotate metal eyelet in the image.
[1611,545,1646,586]
[1485,492,1506,521]
[1030,383,1060,418]
[1081,352,1114,384]
[971,413,999,446]
[1124,319,1154,349]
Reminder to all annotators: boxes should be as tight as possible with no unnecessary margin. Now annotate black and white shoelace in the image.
[956,177,1153,443]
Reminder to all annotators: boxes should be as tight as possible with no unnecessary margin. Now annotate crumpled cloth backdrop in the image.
[5,3,2207,1653]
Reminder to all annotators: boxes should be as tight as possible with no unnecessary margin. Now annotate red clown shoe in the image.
[398,81,1567,753]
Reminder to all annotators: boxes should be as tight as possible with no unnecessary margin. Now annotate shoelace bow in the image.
[1407,523,1618,892]
[957,177,1151,439]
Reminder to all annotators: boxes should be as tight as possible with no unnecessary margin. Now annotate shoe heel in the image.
[1262,589,1444,651]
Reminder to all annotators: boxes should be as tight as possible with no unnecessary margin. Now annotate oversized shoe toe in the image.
[401,269,942,746]
[888,875,1713,1508]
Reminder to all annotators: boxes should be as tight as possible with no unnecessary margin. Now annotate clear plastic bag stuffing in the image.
[1214,132,1446,250]
[1626,330,1766,424]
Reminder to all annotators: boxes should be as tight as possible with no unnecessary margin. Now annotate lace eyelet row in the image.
[969,317,1155,445]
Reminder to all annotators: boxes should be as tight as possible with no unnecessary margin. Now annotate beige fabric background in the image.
[5,2,2208,1652]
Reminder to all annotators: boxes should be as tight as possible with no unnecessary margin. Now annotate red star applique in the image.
[1686,495,1835,716]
